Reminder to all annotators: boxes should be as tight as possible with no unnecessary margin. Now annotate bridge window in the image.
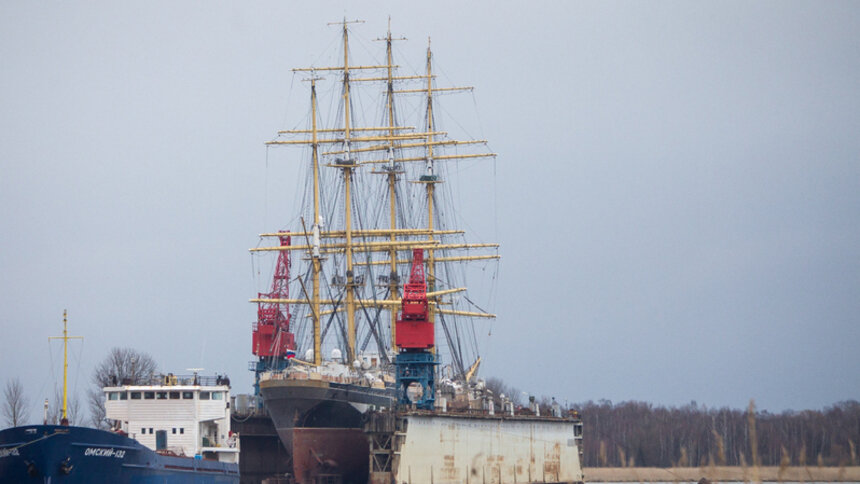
[130,392,141,400]
[182,391,194,399]
[200,392,210,400]
[169,392,180,399]
[144,392,155,400]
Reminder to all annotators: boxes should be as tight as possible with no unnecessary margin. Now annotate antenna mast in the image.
[48,309,83,424]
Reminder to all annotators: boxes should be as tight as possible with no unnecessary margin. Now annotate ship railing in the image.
[278,371,368,386]
[261,367,381,388]
[411,404,583,420]
[200,436,240,450]
[132,373,229,387]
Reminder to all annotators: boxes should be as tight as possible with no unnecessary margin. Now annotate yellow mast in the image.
[310,74,323,366]
[323,139,483,156]
[340,19,358,364]
[423,38,438,326]
[269,132,441,145]
[48,309,82,423]
[382,19,403,351]
[259,228,462,238]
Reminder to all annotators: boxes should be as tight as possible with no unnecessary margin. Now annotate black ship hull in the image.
[259,378,394,483]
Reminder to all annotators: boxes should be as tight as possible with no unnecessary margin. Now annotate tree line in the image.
[2,347,157,428]
[484,378,859,468]
[575,399,860,468]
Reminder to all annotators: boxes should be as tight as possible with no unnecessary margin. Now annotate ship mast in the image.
[422,39,439,326]
[386,27,399,352]
[339,19,359,364]
[310,74,323,366]
[376,19,407,352]
[48,309,82,424]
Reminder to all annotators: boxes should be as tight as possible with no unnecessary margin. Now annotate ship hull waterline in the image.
[0,424,239,483]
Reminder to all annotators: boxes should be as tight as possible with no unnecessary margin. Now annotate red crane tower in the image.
[395,248,434,350]
[252,232,296,358]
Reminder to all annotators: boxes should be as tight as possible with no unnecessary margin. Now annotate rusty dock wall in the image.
[367,410,585,484]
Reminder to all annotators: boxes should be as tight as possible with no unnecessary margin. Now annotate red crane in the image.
[395,248,434,350]
[252,232,296,357]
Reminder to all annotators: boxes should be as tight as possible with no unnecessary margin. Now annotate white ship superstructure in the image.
[104,373,238,464]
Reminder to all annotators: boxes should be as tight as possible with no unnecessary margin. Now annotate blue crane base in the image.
[395,352,438,410]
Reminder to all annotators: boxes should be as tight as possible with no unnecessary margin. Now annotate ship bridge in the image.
[104,373,238,464]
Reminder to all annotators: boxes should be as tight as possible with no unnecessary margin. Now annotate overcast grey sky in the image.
[1,1,858,422]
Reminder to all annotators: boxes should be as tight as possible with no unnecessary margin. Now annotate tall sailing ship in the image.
[248,20,582,484]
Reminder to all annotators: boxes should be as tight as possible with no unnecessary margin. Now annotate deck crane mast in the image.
[251,232,295,404]
[394,248,437,409]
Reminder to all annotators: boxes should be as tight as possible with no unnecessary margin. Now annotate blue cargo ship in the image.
[0,313,240,482]
[0,424,239,483]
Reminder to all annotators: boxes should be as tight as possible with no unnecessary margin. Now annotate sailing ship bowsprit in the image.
[248,20,583,484]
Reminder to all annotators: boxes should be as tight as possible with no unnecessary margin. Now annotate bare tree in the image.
[92,347,158,387]
[67,393,82,426]
[485,376,524,407]
[88,348,158,429]
[575,399,860,467]
[46,387,61,425]
[44,386,83,425]
[88,388,107,429]
[2,378,30,427]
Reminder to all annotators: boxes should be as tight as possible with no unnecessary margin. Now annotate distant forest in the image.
[484,380,859,468]
[574,399,860,468]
